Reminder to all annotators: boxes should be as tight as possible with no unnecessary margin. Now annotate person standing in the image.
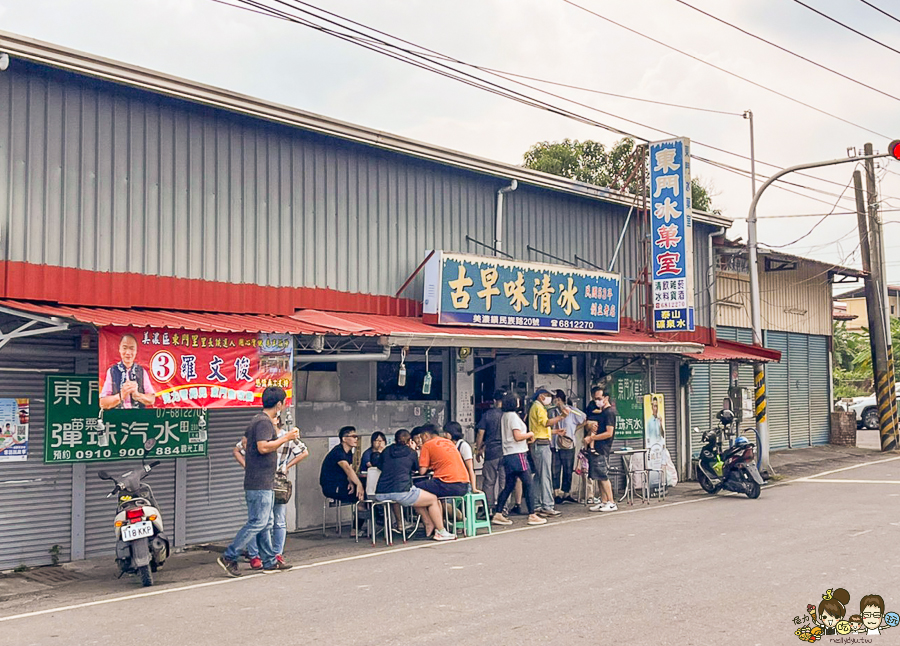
[218,386,299,577]
[232,423,308,568]
[492,394,546,527]
[585,388,617,512]
[551,389,585,504]
[527,388,565,517]
[475,390,506,515]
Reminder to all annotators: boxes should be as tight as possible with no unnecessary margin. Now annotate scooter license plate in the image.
[121,521,153,542]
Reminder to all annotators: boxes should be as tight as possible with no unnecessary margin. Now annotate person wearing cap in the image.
[551,389,585,504]
[475,389,507,515]
[527,388,566,517]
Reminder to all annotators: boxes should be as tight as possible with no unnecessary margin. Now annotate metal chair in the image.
[322,497,360,539]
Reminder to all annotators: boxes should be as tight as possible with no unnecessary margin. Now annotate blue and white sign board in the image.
[650,138,695,332]
[423,251,621,333]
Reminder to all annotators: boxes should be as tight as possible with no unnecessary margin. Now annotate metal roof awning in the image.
[0,301,704,356]
[683,339,781,363]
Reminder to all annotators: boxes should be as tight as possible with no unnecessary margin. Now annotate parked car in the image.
[845,386,900,429]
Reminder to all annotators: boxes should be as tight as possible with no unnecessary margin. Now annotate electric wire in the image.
[857,0,900,25]
[671,0,900,104]
[215,0,892,209]
[561,0,890,139]
[790,0,900,57]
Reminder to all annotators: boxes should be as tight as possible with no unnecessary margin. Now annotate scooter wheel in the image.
[697,471,717,494]
[745,480,761,499]
[138,564,153,587]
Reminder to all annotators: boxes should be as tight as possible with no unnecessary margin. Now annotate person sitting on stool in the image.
[320,426,365,506]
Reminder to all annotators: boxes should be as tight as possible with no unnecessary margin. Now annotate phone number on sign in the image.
[552,320,595,329]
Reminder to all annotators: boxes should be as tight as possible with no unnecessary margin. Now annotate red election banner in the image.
[99,327,293,408]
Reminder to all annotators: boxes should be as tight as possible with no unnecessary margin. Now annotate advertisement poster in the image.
[643,393,666,488]
[0,398,29,461]
[423,251,621,333]
[99,327,293,409]
[610,374,645,440]
[45,375,208,464]
[649,138,695,332]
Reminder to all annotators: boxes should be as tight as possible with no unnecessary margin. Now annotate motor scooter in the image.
[694,410,764,499]
[97,439,170,586]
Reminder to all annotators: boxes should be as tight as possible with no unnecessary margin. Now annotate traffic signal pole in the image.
[747,149,899,473]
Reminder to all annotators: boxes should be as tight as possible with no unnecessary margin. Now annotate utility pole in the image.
[743,110,770,472]
[747,147,900,472]
[863,143,899,449]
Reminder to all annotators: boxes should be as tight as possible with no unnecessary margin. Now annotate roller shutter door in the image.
[688,362,710,457]
[808,335,830,445]
[788,333,811,448]
[765,331,790,451]
[184,408,256,544]
[0,368,74,569]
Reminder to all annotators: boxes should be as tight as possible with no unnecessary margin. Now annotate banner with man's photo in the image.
[99,327,293,409]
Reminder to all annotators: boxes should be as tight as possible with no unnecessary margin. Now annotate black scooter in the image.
[98,439,170,586]
[694,410,764,499]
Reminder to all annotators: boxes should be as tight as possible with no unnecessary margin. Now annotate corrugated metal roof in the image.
[685,338,780,363]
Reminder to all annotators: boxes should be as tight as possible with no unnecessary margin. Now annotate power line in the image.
[671,0,900,104]
[560,0,890,139]
[790,0,900,57]
[858,0,900,25]
[214,0,890,211]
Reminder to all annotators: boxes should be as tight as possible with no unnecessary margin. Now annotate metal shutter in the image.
[184,408,256,544]
[688,362,710,457]
[788,333,811,448]
[0,368,74,570]
[765,331,791,451]
[84,459,176,558]
[808,335,830,445]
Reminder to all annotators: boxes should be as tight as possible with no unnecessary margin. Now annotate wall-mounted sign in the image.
[650,138,695,332]
[611,373,645,440]
[44,375,208,464]
[423,251,621,333]
[0,398,29,461]
[99,327,293,408]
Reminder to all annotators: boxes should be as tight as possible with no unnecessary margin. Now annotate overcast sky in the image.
[2,0,899,292]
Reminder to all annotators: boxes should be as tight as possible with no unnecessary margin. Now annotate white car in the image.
[844,386,900,429]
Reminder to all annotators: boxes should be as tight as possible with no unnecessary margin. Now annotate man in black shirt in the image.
[585,387,618,513]
[218,387,299,577]
[475,389,506,514]
[320,426,365,504]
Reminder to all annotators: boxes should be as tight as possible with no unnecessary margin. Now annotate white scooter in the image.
[98,439,170,586]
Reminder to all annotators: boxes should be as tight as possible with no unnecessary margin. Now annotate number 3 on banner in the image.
[151,351,176,383]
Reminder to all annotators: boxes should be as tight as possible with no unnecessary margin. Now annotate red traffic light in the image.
[890,140,900,160]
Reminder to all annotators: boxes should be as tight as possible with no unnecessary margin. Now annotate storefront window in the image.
[377,361,443,401]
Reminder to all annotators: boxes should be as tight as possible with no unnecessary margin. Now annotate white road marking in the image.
[794,478,900,484]
[0,454,892,624]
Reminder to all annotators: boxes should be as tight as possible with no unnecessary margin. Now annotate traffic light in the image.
[890,140,900,161]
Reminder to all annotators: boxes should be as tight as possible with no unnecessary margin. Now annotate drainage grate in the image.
[15,568,82,585]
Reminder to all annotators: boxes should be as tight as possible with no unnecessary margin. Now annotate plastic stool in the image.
[439,496,466,535]
[463,492,492,537]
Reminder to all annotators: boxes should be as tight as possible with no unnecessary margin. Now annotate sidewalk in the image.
[0,443,891,606]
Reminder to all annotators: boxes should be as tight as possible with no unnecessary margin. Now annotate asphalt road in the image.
[4,455,900,646]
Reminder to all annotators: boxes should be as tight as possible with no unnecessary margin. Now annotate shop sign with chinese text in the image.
[650,138,695,332]
[99,327,293,408]
[0,398,29,461]
[611,373,646,440]
[44,375,208,464]
[423,251,621,333]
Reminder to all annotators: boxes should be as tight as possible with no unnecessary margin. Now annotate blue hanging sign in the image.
[423,251,621,333]
[650,138,695,332]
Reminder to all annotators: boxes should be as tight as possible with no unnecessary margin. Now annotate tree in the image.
[523,137,718,214]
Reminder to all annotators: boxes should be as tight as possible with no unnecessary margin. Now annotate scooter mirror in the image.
[98,470,111,480]
[144,438,156,452]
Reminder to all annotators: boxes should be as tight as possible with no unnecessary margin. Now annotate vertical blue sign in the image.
[650,138,694,332]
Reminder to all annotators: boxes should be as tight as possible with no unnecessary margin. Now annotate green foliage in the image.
[831,318,900,398]
[13,564,27,573]
[522,137,717,213]
[49,544,61,566]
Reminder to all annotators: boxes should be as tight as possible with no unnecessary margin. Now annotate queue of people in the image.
[219,384,618,578]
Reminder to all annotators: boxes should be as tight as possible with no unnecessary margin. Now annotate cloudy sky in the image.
[2,0,899,290]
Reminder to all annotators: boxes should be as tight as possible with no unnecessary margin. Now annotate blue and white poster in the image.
[650,138,695,332]
[0,398,29,461]
[423,251,621,333]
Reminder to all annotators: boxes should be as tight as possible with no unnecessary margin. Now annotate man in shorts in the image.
[585,387,617,512]
[411,424,470,499]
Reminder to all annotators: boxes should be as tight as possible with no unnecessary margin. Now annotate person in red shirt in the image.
[411,424,471,500]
